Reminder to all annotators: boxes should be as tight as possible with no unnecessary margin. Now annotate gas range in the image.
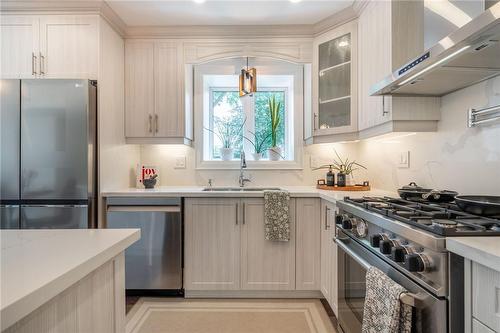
[343,196,500,236]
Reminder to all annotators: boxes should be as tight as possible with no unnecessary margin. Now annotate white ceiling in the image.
[106,0,353,26]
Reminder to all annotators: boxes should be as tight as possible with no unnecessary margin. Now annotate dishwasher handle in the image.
[107,205,181,213]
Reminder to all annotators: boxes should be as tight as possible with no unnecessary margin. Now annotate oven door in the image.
[336,228,447,333]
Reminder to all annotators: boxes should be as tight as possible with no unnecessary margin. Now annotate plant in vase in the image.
[315,150,366,187]
[204,117,245,161]
[244,130,271,161]
[267,95,283,161]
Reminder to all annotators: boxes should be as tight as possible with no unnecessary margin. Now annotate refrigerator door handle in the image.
[39,52,45,75]
[32,53,37,75]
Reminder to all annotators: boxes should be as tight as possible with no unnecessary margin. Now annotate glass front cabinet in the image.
[312,21,358,137]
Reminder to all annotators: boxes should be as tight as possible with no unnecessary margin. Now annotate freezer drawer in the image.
[21,205,88,229]
[107,205,182,290]
[0,80,20,200]
[1,205,20,229]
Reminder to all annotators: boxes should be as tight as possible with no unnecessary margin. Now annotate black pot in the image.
[337,173,347,187]
[455,196,500,216]
[397,182,457,203]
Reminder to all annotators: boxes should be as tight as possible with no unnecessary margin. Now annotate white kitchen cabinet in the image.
[357,0,440,138]
[184,198,241,291]
[312,20,358,139]
[241,198,295,290]
[320,200,338,314]
[295,198,321,290]
[473,319,496,333]
[472,262,500,332]
[0,15,98,79]
[125,39,192,144]
[0,16,39,78]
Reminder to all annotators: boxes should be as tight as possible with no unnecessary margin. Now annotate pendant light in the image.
[239,57,257,97]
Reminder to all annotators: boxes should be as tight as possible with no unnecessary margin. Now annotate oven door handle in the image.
[336,238,426,308]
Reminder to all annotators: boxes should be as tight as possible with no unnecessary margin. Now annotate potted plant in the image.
[204,118,245,161]
[267,95,283,161]
[244,130,271,161]
[315,150,367,187]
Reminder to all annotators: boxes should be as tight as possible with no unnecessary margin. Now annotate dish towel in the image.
[361,267,413,333]
[263,190,290,241]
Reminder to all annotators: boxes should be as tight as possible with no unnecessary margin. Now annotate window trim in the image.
[194,58,304,170]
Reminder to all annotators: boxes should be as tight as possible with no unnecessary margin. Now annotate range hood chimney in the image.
[371,1,500,97]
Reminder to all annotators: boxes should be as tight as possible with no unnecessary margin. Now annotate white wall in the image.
[98,18,140,192]
[137,77,500,193]
[357,76,500,195]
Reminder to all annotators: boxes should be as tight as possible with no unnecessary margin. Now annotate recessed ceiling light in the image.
[193,0,205,3]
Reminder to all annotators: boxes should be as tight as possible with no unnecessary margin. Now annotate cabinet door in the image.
[358,1,392,131]
[296,198,321,290]
[240,198,295,290]
[313,20,358,136]
[0,16,39,78]
[184,198,241,290]
[125,41,155,138]
[320,201,332,301]
[155,42,184,138]
[39,15,98,79]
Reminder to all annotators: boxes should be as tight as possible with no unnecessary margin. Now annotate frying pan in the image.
[455,195,500,216]
[397,182,458,203]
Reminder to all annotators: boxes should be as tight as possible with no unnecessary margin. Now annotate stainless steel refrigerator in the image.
[0,79,97,229]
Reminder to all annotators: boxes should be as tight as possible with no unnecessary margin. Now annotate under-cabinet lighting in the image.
[193,0,205,3]
[290,0,302,3]
[398,45,470,86]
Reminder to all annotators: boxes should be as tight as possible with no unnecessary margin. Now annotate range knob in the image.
[404,253,428,272]
[380,240,394,255]
[391,246,407,262]
[335,214,344,225]
[341,216,353,230]
[370,234,382,247]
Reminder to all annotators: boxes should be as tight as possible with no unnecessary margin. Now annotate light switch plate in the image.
[174,156,186,169]
[398,151,410,168]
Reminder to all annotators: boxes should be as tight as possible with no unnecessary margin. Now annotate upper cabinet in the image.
[124,40,193,144]
[357,0,440,138]
[1,15,98,79]
[312,21,358,140]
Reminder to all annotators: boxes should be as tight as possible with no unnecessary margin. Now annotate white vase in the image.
[252,152,262,161]
[219,147,234,161]
[346,173,355,186]
[268,147,282,161]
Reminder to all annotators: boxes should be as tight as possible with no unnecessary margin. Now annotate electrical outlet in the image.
[398,151,410,168]
[174,156,186,169]
[310,156,319,169]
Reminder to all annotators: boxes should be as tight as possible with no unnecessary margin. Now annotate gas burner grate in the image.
[343,196,500,236]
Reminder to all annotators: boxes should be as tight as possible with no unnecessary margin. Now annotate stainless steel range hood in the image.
[371,2,500,97]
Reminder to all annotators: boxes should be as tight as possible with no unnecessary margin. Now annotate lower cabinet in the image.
[320,200,338,314]
[184,197,322,292]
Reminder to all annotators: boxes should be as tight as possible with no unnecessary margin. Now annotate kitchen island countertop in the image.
[0,229,140,331]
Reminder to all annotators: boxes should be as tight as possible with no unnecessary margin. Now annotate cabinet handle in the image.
[382,96,389,116]
[325,206,330,230]
[32,52,37,75]
[155,114,159,133]
[242,202,246,225]
[39,52,45,75]
[313,113,318,130]
[148,114,153,133]
[236,203,239,225]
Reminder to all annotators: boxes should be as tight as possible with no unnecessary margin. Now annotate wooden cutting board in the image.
[316,185,371,191]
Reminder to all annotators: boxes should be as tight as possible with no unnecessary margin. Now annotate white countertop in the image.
[0,229,140,330]
[447,237,500,272]
[101,185,396,203]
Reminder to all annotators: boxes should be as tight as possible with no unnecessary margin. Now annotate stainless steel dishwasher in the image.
[106,197,182,295]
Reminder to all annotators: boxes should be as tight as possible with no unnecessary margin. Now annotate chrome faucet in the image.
[239,151,251,187]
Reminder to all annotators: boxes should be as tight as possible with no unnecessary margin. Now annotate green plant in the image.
[268,95,282,147]
[244,130,271,154]
[314,149,367,175]
[204,117,246,149]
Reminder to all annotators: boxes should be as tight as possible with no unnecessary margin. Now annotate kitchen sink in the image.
[202,187,281,192]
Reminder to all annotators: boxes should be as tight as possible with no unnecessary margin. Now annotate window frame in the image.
[194,58,304,170]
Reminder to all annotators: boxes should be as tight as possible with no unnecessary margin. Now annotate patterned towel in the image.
[362,267,412,333]
[264,190,290,241]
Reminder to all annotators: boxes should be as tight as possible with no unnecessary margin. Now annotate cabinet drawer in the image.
[472,262,500,332]
[472,318,496,333]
